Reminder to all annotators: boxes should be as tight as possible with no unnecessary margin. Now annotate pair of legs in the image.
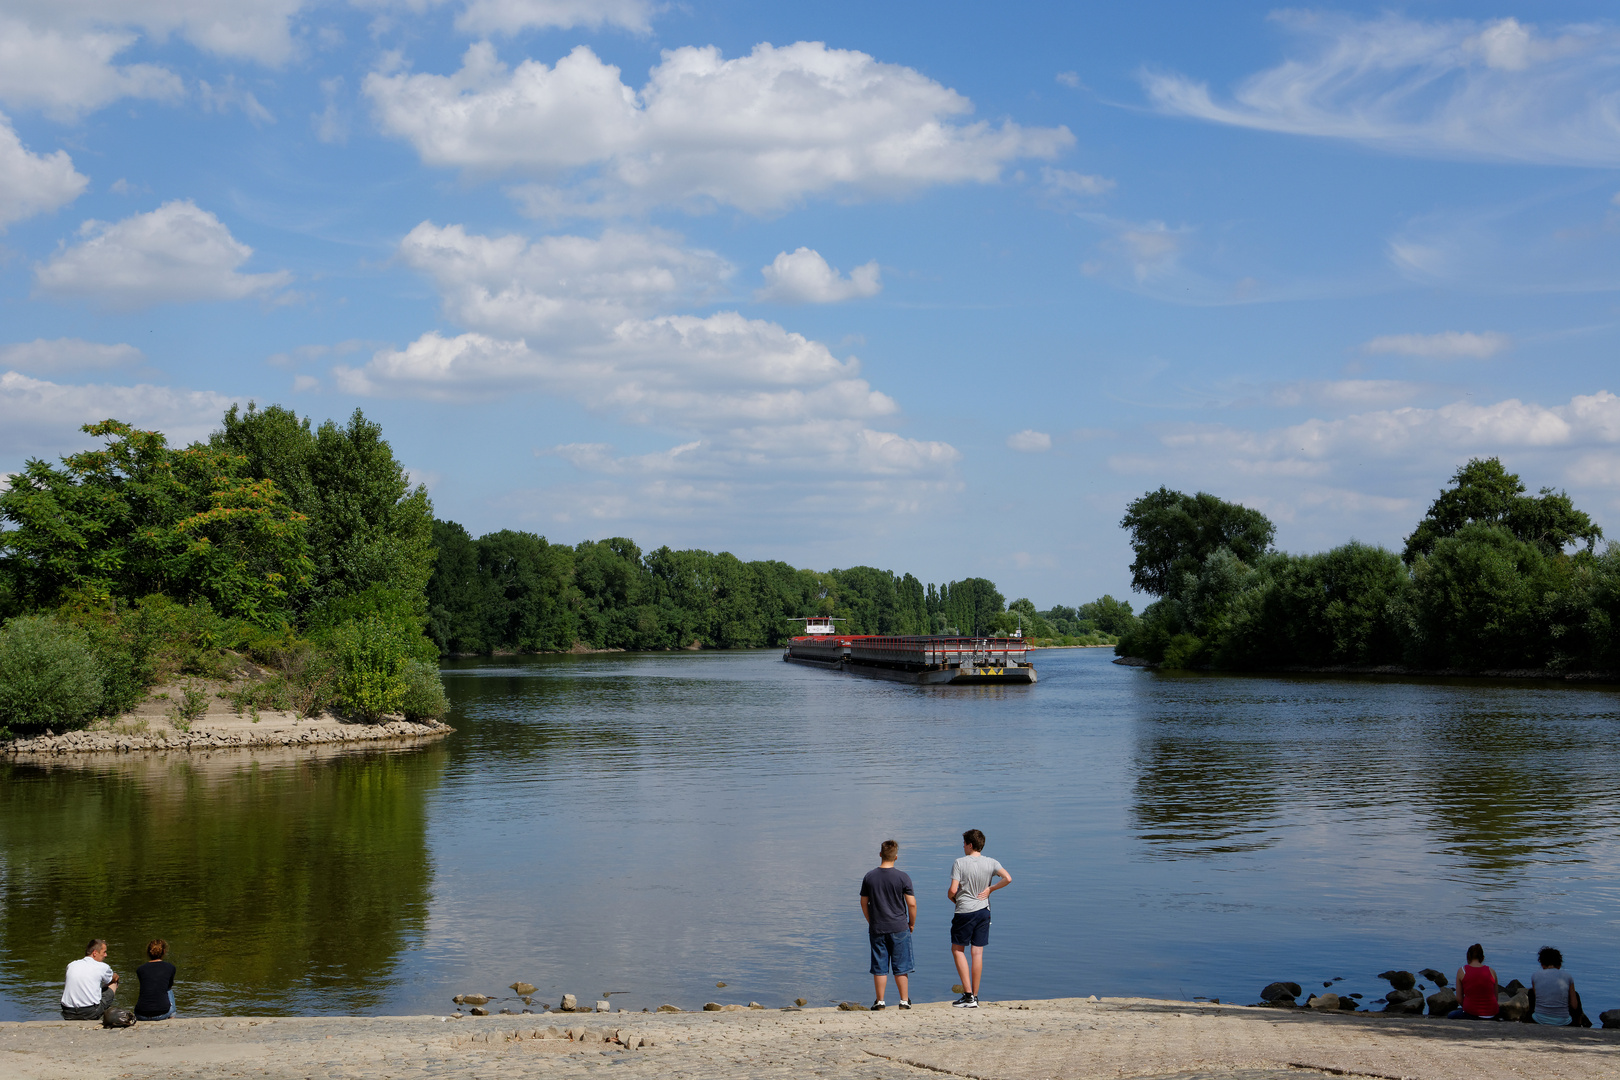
[951,944,985,996]
[137,990,177,1022]
[870,931,913,1005]
[60,986,116,1021]
[1447,1008,1499,1020]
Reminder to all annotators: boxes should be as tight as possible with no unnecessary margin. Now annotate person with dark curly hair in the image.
[1531,947,1578,1027]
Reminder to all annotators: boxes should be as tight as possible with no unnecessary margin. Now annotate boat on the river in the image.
[782,617,1037,685]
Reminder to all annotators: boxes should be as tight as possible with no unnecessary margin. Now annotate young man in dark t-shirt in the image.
[859,839,916,1010]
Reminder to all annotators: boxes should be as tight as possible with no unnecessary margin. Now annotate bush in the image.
[331,615,412,721]
[0,615,105,735]
[398,659,449,721]
[1160,633,1205,670]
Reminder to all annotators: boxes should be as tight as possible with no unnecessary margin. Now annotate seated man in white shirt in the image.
[61,939,119,1020]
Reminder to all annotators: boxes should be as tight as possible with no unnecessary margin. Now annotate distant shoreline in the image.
[1112,655,1620,684]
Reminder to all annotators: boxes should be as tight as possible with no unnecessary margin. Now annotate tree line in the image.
[1115,458,1619,673]
[426,524,1131,653]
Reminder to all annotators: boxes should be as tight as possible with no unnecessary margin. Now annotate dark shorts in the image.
[950,909,990,948]
[869,930,914,975]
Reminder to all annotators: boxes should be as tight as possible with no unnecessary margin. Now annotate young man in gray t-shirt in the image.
[947,828,1010,1008]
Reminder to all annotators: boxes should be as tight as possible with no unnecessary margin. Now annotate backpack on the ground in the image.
[101,1008,136,1028]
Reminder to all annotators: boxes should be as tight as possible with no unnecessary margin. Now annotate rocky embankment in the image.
[1255,967,1620,1027]
[3,717,452,755]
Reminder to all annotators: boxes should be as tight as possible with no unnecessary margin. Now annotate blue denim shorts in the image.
[869,930,915,975]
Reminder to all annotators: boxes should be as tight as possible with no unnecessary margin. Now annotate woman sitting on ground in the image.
[1531,947,1577,1026]
[133,939,176,1021]
[1448,943,1499,1020]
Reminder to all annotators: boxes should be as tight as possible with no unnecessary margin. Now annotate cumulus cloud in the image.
[337,221,957,514]
[1143,13,1620,166]
[0,338,143,373]
[399,221,731,339]
[0,2,305,118]
[0,114,87,228]
[1362,330,1511,359]
[365,40,1073,214]
[756,248,881,303]
[0,370,234,461]
[34,201,292,310]
[1006,429,1052,452]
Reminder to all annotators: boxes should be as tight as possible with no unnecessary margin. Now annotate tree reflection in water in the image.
[1129,673,1620,887]
[0,745,443,1019]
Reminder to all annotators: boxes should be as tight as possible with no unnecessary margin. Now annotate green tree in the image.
[0,420,311,623]
[1403,457,1602,563]
[0,616,105,735]
[212,405,435,626]
[1410,523,1565,669]
[1079,595,1136,635]
[1121,488,1275,598]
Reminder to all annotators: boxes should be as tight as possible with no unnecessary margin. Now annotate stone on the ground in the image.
[560,994,578,1012]
[749,1002,763,1009]
[462,993,490,1005]
[838,1001,869,1011]
[1504,979,1526,996]
[512,982,538,995]
[794,998,808,1006]
[1307,993,1340,1011]
[595,1000,610,1013]
[1428,989,1459,1015]
[499,1008,515,1015]
[1385,988,1422,1004]
[1260,982,1301,1002]
[657,1004,681,1012]
[1385,996,1423,1015]
[703,1003,722,1011]
[1499,992,1531,1022]
[1600,1008,1620,1028]
[1377,971,1416,991]
[469,1007,489,1016]
[453,995,465,1004]
[1420,968,1449,987]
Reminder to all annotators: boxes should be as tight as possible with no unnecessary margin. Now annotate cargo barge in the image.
[782,617,1037,685]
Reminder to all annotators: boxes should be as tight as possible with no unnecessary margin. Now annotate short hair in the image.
[147,939,168,960]
[1466,943,1485,963]
[84,939,107,956]
[879,839,899,861]
[963,829,985,852]
[1538,946,1563,969]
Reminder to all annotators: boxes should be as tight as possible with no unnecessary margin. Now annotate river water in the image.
[3,648,1619,1020]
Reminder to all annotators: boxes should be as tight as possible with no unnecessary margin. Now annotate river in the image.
[3,648,1618,1020]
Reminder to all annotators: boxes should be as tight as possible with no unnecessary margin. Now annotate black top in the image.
[134,960,175,1017]
[859,866,915,934]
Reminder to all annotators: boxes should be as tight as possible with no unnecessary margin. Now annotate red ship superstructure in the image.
[782,617,1037,685]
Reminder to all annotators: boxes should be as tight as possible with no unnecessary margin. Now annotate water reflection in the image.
[0,745,442,1019]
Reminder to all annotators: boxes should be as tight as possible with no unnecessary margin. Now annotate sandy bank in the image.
[3,707,451,757]
[4,997,1616,1080]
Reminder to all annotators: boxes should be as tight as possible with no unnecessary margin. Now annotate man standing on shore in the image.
[860,839,916,1011]
[60,939,119,1020]
[948,829,1010,1008]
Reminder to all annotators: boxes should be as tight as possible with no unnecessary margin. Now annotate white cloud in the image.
[337,221,958,514]
[1117,222,1183,281]
[0,338,143,373]
[1006,429,1052,452]
[398,221,731,339]
[365,40,1073,214]
[313,77,348,144]
[0,113,87,228]
[1362,331,1511,359]
[1266,380,1429,410]
[1041,167,1114,197]
[1055,71,1081,89]
[756,247,881,304]
[0,2,306,118]
[34,200,292,310]
[454,0,654,34]
[0,370,234,461]
[1143,13,1620,167]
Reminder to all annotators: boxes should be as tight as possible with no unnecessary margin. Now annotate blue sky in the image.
[4,1,1620,608]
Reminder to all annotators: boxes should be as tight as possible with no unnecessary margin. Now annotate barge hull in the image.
[783,656,1036,685]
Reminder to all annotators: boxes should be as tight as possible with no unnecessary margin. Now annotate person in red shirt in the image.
[1448,943,1500,1020]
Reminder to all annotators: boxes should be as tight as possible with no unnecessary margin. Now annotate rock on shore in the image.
[3,717,452,755]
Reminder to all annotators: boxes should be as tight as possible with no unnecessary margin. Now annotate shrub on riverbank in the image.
[0,616,104,738]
